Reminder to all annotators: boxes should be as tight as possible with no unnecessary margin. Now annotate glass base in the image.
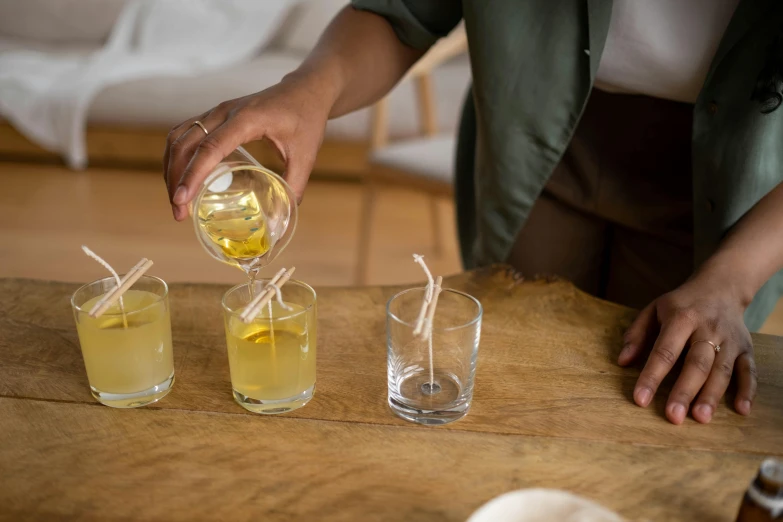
[233,384,314,414]
[388,396,470,425]
[91,371,175,408]
[388,368,470,425]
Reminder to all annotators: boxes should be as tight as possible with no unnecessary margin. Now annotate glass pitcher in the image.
[190,146,297,276]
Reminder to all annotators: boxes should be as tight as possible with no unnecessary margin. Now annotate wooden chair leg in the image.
[429,195,443,257]
[356,180,377,286]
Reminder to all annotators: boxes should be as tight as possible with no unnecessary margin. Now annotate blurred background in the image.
[0,0,469,287]
[3,0,783,335]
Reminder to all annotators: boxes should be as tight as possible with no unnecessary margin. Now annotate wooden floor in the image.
[2,161,782,335]
[0,162,461,287]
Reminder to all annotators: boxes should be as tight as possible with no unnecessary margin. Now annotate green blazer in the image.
[352,0,783,331]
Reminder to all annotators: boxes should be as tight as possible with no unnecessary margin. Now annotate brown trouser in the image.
[508,89,695,310]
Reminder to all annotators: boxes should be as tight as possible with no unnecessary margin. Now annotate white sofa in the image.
[0,0,471,174]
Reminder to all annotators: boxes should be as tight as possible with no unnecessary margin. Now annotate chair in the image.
[355,26,469,285]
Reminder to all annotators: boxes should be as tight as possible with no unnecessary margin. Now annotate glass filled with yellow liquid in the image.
[222,279,316,414]
[71,275,174,408]
[192,146,298,276]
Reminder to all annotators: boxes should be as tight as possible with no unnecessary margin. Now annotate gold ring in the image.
[691,339,721,353]
[192,120,208,135]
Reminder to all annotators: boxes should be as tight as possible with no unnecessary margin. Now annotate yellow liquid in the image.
[225,302,316,404]
[197,189,271,260]
[76,290,174,397]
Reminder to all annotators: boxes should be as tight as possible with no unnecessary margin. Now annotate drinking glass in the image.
[191,146,298,276]
[222,279,317,414]
[71,275,174,408]
[387,287,482,425]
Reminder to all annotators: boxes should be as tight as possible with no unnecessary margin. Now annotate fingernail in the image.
[620,343,631,356]
[635,387,652,407]
[173,185,187,205]
[671,403,686,421]
[739,400,752,415]
[695,404,713,421]
[171,204,179,220]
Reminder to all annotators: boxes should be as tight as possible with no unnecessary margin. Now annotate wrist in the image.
[282,59,344,117]
[691,250,757,310]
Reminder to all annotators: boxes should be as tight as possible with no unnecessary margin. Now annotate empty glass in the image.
[191,146,298,276]
[387,287,482,425]
[222,279,317,414]
[71,275,174,408]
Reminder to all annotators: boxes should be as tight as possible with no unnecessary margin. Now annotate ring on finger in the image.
[191,120,209,136]
[691,339,721,353]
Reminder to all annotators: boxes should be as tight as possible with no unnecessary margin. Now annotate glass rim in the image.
[196,162,290,199]
[71,275,168,317]
[191,161,297,215]
[386,286,483,331]
[222,278,316,322]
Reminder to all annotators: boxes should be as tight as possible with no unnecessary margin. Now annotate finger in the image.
[634,316,694,408]
[692,344,734,424]
[167,112,224,203]
[665,337,717,424]
[173,119,253,212]
[619,302,657,366]
[734,351,758,416]
[164,112,208,185]
[282,147,316,203]
[260,133,314,204]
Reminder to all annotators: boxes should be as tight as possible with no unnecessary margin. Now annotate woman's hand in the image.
[162,6,428,220]
[163,73,333,220]
[618,270,758,425]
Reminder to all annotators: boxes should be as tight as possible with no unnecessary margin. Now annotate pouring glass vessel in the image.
[190,146,297,277]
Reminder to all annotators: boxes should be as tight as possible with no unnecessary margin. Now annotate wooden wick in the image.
[240,267,296,324]
[413,298,430,337]
[243,267,286,314]
[412,254,444,340]
[413,254,435,336]
[89,258,154,318]
[422,276,443,339]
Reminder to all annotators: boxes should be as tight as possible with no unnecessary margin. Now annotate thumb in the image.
[282,148,316,204]
[262,133,316,204]
[618,302,657,366]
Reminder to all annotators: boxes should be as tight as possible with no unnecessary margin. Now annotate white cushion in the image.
[370,135,455,183]
[0,0,127,43]
[88,51,304,126]
[0,37,471,142]
[88,53,470,142]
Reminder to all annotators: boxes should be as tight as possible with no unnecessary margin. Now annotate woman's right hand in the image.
[163,73,333,220]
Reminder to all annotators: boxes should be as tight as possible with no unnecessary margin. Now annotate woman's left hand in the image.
[618,272,758,424]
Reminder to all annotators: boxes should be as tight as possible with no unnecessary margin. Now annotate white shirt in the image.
[595,0,740,103]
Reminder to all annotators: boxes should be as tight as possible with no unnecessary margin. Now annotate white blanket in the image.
[0,0,292,168]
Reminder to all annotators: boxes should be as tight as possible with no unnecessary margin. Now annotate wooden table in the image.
[1,268,781,521]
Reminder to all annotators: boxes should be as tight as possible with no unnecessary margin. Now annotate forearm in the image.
[694,181,783,307]
[282,7,425,119]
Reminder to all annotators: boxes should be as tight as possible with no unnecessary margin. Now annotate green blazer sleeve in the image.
[351,0,463,50]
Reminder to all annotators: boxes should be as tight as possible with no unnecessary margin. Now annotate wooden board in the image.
[1,268,781,521]
[0,398,764,522]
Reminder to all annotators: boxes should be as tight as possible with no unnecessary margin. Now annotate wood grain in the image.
[1,269,781,521]
[0,398,761,522]
[1,270,780,453]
